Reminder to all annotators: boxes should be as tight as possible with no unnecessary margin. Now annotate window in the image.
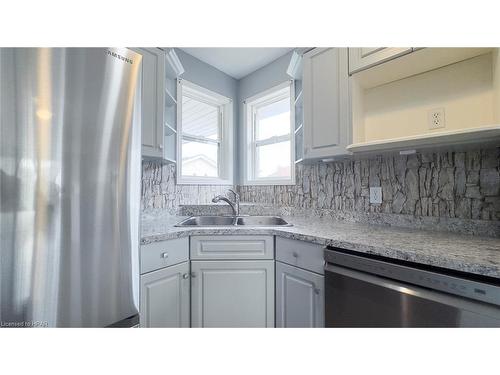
[244,81,294,185]
[177,80,233,184]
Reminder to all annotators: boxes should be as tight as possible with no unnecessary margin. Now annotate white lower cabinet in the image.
[190,260,275,328]
[140,235,324,328]
[276,261,324,328]
[140,261,190,328]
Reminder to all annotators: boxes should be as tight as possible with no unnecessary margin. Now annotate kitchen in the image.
[1,2,500,373]
[140,46,500,328]
[2,47,500,327]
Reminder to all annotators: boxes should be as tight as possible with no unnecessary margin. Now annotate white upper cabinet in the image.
[348,48,500,154]
[348,47,412,74]
[131,48,166,159]
[131,47,184,160]
[303,48,351,159]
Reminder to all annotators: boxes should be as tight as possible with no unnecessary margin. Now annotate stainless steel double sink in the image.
[175,215,291,227]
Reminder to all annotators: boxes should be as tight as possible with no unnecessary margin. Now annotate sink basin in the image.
[175,216,236,226]
[236,216,291,226]
[175,215,291,227]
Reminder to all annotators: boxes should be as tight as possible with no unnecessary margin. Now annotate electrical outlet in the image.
[428,108,445,130]
[369,187,382,204]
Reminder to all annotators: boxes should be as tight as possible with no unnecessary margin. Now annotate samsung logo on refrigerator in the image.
[105,49,133,64]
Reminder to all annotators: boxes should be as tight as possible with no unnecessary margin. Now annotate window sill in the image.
[177,177,233,186]
[242,178,296,186]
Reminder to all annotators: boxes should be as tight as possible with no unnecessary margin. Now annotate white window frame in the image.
[177,79,233,185]
[243,81,295,185]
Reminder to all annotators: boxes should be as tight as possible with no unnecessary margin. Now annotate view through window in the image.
[181,94,221,178]
[245,83,294,184]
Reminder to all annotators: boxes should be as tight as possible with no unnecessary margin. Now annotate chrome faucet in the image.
[227,189,240,216]
[212,189,240,216]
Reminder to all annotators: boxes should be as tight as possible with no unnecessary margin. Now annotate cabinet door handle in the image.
[190,272,196,278]
[182,273,189,279]
[292,252,299,258]
[160,252,169,259]
[314,288,321,295]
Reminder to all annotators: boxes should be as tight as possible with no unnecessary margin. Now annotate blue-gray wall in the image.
[175,49,239,182]
[236,51,294,183]
[175,48,239,102]
[175,48,294,184]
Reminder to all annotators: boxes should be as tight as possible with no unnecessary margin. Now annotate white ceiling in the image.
[180,48,294,79]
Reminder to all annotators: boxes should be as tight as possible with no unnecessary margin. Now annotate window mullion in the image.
[252,109,257,181]
[218,107,223,178]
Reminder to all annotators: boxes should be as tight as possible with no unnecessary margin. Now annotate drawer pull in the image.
[160,252,169,259]
[292,252,299,258]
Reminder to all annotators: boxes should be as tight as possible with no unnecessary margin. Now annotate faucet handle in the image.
[227,189,239,202]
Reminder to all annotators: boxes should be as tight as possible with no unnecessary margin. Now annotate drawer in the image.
[276,237,324,274]
[141,237,189,274]
[190,235,274,260]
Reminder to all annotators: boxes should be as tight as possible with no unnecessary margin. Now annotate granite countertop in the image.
[141,212,500,279]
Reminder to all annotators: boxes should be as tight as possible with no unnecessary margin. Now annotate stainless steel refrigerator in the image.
[0,48,142,327]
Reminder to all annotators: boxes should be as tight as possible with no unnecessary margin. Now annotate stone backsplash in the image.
[142,147,500,236]
[141,161,231,213]
[237,148,500,221]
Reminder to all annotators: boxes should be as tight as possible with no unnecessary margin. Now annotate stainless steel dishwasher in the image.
[324,247,500,327]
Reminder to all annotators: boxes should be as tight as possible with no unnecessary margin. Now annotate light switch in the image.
[369,187,382,204]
